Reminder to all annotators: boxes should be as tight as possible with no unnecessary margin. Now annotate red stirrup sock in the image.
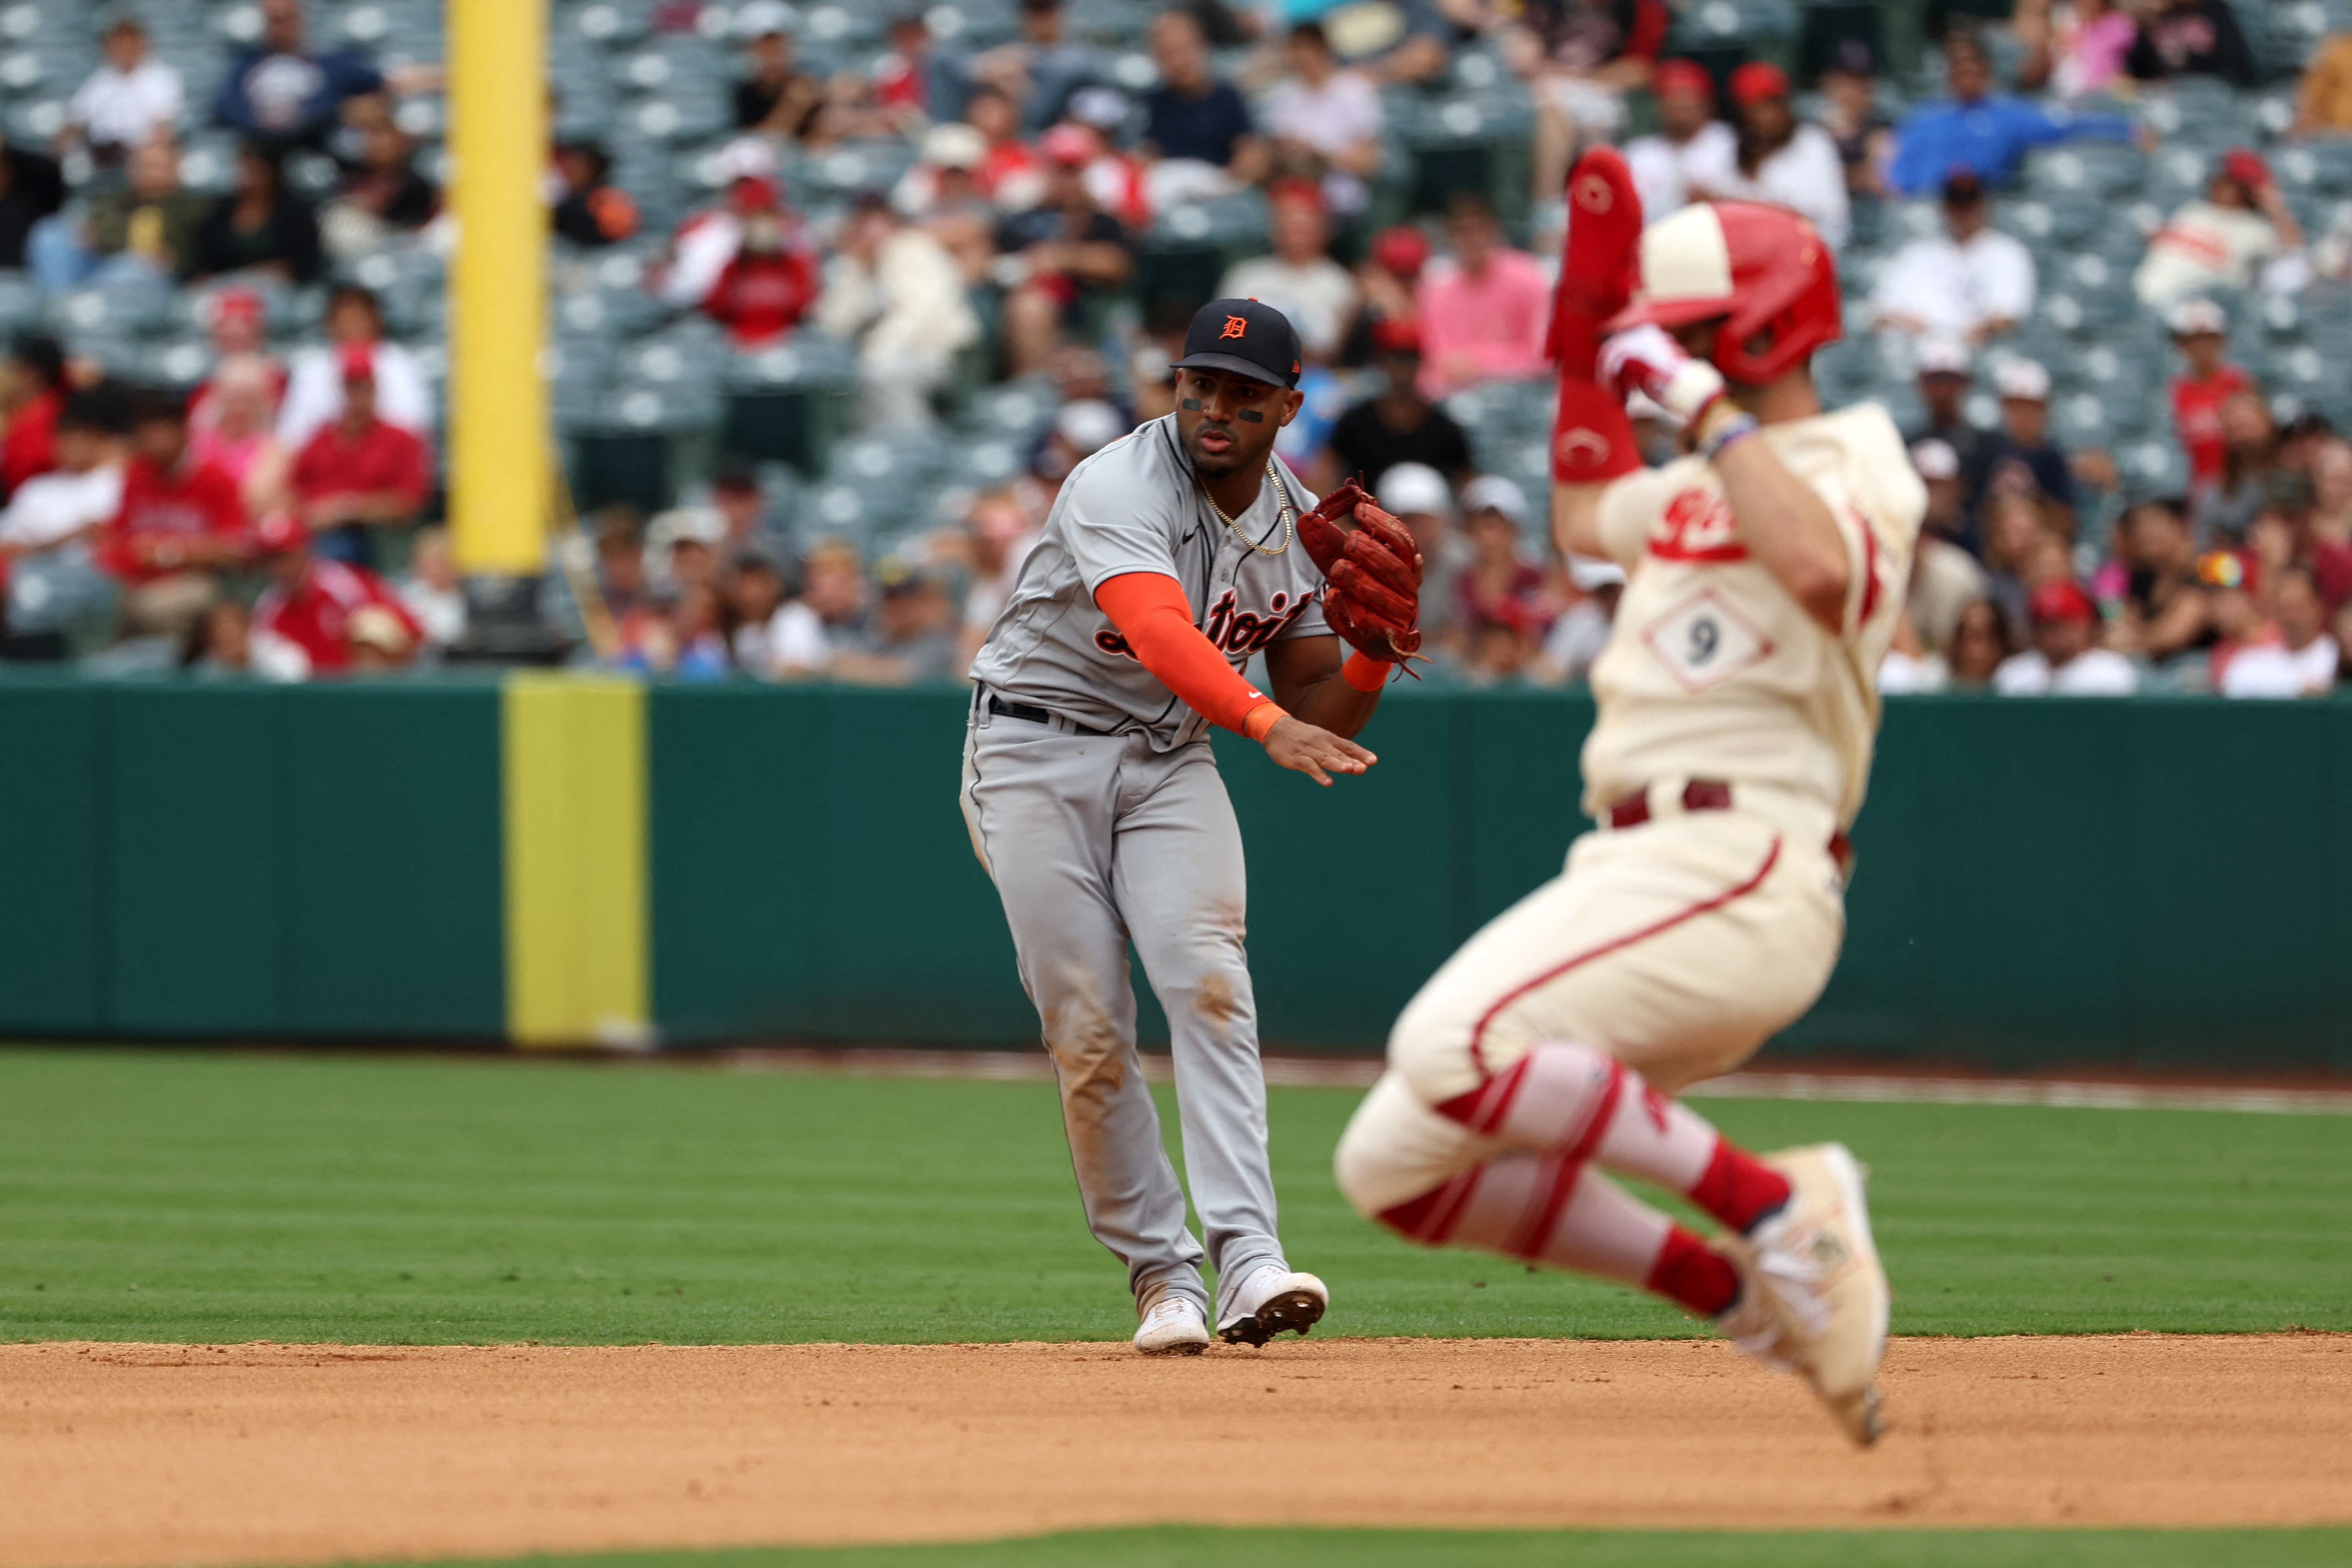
[1646,1224,1740,1316]
[1435,1043,1791,1234]
[1687,1139,1794,1234]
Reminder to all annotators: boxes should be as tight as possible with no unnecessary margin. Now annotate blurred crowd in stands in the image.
[1,0,2351,697]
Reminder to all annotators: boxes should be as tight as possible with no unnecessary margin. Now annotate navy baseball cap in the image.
[1170,297,1302,390]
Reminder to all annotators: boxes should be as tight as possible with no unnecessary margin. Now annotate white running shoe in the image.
[1215,1265,1329,1347]
[1134,1295,1211,1356]
[1714,1143,1890,1446]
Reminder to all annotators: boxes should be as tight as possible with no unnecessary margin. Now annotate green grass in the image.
[0,1047,2344,1344]
[383,1527,2352,1568]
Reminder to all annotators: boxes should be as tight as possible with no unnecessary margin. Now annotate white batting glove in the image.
[1600,323,1727,428]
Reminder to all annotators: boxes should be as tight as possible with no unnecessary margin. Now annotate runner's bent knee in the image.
[1335,1071,1486,1220]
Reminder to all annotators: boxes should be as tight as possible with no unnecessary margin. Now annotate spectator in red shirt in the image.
[701,201,822,347]
[102,386,249,637]
[2167,298,2250,494]
[0,334,70,500]
[290,345,432,569]
[248,511,422,679]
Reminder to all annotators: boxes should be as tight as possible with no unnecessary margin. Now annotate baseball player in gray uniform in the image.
[963,299,1422,1354]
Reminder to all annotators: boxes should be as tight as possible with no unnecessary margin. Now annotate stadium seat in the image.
[2024,142,2146,201]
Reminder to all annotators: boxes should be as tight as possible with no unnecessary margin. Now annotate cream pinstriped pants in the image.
[1336,804,1847,1218]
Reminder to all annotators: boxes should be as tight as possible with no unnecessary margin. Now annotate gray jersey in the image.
[968,414,1331,751]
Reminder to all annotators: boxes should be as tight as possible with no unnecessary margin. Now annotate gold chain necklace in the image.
[1201,460,1295,556]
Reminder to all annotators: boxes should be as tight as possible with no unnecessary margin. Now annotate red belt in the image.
[1607,779,1853,877]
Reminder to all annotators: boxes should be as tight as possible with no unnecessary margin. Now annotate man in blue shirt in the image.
[1889,29,2136,196]
[214,0,386,153]
[1142,10,1267,209]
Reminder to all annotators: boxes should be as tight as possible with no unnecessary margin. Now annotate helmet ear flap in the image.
[1716,273,1812,383]
[1705,208,1841,385]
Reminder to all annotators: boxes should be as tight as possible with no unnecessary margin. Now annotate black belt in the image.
[986,694,1112,737]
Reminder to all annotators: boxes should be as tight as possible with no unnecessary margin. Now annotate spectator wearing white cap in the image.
[1376,461,1465,643]
[1906,438,1993,653]
[1968,357,2078,536]
[894,123,1001,283]
[1870,170,2035,350]
[896,123,987,218]
[1536,553,1625,684]
[1452,475,1545,655]
[645,504,730,601]
[2165,298,2252,493]
[1014,397,1130,526]
[1902,337,1986,541]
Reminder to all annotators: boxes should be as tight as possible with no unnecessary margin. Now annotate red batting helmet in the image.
[1604,202,1841,386]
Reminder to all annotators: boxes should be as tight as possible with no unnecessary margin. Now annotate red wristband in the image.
[1241,702,1287,741]
[1341,650,1390,692]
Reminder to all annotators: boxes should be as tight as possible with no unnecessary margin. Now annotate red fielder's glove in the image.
[1546,147,1646,485]
[1298,478,1426,673]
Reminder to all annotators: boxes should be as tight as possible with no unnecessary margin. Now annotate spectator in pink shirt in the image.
[1413,193,1553,398]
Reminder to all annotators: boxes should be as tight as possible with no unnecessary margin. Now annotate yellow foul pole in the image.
[447,0,548,580]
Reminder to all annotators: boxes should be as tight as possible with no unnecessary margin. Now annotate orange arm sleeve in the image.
[1095,571,1284,739]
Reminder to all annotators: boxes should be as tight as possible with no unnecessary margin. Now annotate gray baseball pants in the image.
[959,697,1289,1324]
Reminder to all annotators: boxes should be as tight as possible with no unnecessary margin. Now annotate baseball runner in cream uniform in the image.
[964,300,1427,1356]
[1336,164,1925,1442]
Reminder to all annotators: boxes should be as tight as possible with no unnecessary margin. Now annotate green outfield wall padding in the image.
[1210,695,1467,1048]
[282,685,504,1037]
[0,682,105,1031]
[5,676,2349,1069]
[646,686,2352,1070]
[106,685,286,1033]
[0,676,503,1039]
[648,686,1036,1044]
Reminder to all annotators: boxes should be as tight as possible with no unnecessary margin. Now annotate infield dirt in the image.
[6,1335,2348,1568]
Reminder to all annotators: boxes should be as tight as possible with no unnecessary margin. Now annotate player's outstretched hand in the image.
[1261,716,1376,787]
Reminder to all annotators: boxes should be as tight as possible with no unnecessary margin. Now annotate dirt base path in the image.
[6,1336,2348,1568]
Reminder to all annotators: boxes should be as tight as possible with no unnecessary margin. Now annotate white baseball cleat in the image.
[1134,1295,1212,1356]
[1713,1142,1890,1446]
[1216,1265,1329,1347]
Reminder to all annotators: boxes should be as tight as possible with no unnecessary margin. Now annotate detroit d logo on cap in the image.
[1220,315,1248,339]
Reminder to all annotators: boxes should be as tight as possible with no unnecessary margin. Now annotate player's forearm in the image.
[1094,571,1281,736]
[1277,661,1381,739]
[1706,419,1849,631]
[1551,481,1608,561]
